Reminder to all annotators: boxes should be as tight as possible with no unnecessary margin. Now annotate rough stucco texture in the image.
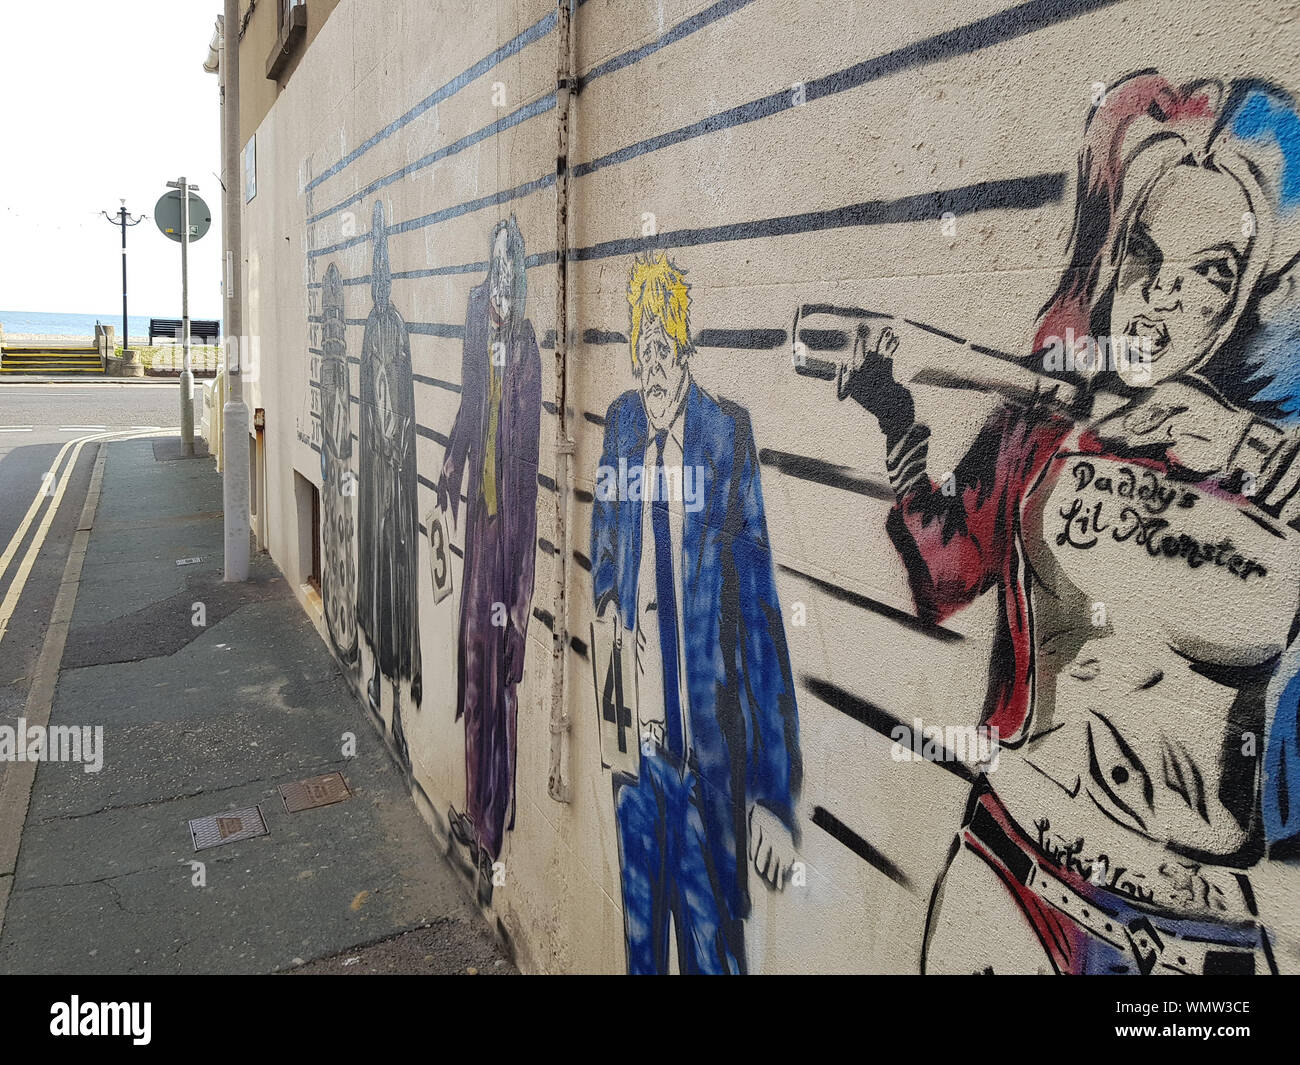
[238,0,1300,974]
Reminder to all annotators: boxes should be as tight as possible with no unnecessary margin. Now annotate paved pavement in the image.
[0,383,183,801]
[0,432,510,974]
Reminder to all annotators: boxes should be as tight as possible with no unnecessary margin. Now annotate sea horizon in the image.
[1,309,224,341]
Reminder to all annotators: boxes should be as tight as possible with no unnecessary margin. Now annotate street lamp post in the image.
[100,200,144,355]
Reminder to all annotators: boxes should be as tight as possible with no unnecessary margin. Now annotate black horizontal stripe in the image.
[583,328,626,345]
[573,174,1066,262]
[811,806,913,890]
[904,318,966,345]
[304,0,1097,265]
[310,94,558,224]
[695,328,786,350]
[797,328,850,352]
[394,264,485,281]
[803,675,976,785]
[414,374,461,393]
[309,0,752,217]
[577,0,759,91]
[304,11,557,193]
[310,174,556,259]
[759,448,893,502]
[318,172,1062,288]
[779,563,962,643]
[969,342,1021,362]
[408,322,465,339]
[799,303,892,320]
[793,355,838,381]
[416,424,451,447]
[572,0,1116,181]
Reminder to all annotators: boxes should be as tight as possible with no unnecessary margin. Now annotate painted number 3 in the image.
[431,519,447,588]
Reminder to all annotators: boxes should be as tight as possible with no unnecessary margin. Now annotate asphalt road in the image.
[0,383,183,775]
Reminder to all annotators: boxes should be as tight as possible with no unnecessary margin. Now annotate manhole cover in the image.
[189,805,268,851]
[279,772,352,813]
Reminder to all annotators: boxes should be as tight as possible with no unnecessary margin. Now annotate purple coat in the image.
[440,281,542,857]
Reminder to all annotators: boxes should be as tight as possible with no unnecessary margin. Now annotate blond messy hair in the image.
[626,252,693,372]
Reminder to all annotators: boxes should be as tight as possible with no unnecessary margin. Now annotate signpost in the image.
[155,181,212,456]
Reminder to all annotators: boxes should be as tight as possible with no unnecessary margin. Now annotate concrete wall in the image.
[237,0,1300,974]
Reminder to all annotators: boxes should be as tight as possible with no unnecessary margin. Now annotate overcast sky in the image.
[0,0,224,320]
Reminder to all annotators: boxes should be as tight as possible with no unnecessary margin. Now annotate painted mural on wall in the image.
[436,216,543,893]
[590,252,803,974]
[282,0,1300,974]
[319,262,358,668]
[827,73,1300,975]
[358,200,424,766]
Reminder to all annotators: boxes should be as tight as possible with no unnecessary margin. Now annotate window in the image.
[278,0,303,32]
[267,0,307,81]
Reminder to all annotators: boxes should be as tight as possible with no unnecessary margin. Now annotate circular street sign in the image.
[154,190,212,243]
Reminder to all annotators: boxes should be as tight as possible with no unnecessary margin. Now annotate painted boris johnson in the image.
[436,216,542,887]
[590,252,802,974]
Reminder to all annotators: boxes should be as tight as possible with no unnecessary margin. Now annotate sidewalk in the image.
[0,377,182,384]
[0,434,510,975]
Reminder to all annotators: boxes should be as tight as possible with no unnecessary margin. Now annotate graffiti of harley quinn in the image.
[838,73,1300,975]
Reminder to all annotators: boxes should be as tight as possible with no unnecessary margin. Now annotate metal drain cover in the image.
[189,805,268,851]
[279,772,352,813]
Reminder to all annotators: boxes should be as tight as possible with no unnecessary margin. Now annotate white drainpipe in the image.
[210,2,251,582]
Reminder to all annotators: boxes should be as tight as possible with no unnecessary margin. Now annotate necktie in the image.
[480,342,502,517]
[651,430,685,760]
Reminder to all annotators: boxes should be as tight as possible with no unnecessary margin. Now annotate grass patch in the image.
[116,345,223,373]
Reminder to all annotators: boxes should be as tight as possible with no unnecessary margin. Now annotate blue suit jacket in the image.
[591,379,802,915]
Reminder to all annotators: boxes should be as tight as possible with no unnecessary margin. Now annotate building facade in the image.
[226,0,1300,974]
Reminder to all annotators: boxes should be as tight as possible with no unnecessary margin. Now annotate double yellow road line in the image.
[0,428,176,645]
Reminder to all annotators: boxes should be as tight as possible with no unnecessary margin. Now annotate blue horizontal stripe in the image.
[304,9,557,194]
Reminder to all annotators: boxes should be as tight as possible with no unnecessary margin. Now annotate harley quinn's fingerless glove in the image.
[885,423,931,500]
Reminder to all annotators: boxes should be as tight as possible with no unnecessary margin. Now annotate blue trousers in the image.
[614,750,744,974]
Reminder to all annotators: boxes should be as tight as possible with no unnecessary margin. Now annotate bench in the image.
[149,318,221,345]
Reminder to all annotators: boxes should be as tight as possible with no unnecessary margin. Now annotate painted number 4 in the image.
[602,640,633,754]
